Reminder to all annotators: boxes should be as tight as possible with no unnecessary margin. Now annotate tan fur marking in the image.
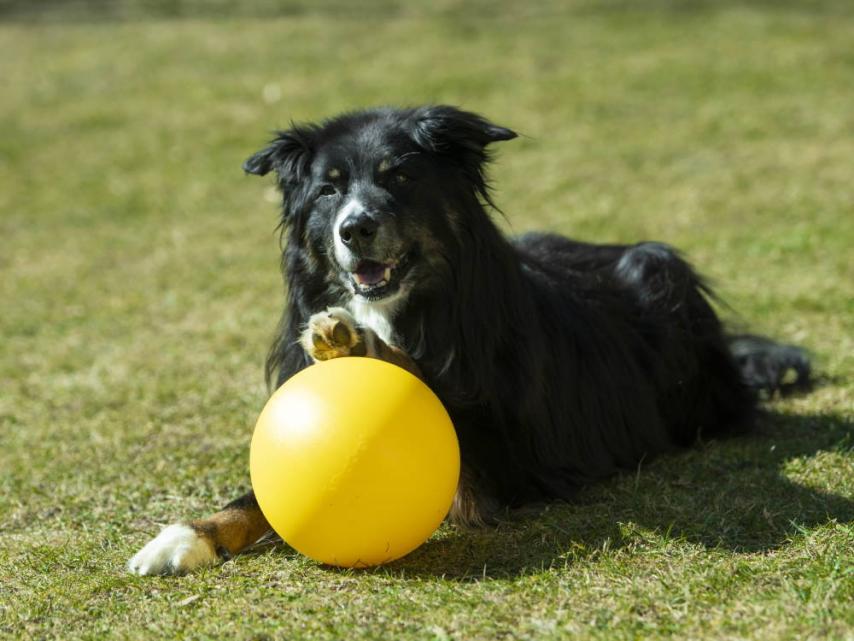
[190,504,270,556]
[301,308,362,360]
[371,341,422,378]
[301,307,421,378]
[448,465,493,527]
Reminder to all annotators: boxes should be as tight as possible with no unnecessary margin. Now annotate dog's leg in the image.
[448,464,500,527]
[728,334,811,395]
[302,308,504,525]
[301,307,421,377]
[128,491,270,575]
[301,308,504,527]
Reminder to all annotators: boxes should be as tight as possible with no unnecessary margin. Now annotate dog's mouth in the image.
[348,252,413,301]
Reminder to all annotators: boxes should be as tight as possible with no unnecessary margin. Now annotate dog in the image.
[128,105,810,575]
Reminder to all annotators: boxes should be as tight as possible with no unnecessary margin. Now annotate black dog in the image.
[128,105,809,575]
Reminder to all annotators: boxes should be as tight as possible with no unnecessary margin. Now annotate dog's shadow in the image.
[247,407,851,580]
[390,408,853,580]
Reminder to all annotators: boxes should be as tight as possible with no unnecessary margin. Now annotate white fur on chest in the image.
[347,293,406,345]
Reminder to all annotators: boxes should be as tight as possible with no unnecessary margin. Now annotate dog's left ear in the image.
[242,126,316,185]
[410,105,517,153]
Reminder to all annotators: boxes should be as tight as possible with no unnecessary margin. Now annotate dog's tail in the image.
[727,334,812,396]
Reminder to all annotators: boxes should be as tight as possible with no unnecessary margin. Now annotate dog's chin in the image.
[343,250,415,303]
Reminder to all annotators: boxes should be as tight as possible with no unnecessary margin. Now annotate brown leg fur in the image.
[189,491,271,558]
[448,464,500,527]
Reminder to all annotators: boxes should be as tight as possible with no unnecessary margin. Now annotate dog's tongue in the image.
[354,261,387,286]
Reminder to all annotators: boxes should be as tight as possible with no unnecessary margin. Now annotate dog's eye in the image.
[318,184,337,197]
[393,172,411,185]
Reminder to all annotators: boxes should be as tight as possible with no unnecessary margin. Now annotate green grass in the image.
[1,2,852,639]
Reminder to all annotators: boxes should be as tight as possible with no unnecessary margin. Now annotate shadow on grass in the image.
[390,409,854,580]
[240,409,852,580]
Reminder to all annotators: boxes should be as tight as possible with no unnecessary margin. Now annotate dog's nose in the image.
[338,213,379,251]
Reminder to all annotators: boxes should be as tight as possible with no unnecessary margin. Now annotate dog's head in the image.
[244,106,516,307]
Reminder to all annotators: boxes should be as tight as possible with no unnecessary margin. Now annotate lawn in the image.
[1,1,852,639]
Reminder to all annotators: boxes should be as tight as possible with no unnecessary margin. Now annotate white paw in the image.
[127,523,217,576]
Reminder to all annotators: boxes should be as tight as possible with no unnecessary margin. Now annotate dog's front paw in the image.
[300,307,364,361]
[127,524,218,576]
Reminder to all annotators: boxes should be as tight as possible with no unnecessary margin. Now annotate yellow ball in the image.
[250,357,460,567]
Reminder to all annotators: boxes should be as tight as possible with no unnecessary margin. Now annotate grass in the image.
[1,1,852,639]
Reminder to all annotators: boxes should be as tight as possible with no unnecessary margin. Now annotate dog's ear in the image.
[242,126,316,184]
[410,105,517,153]
[410,106,516,209]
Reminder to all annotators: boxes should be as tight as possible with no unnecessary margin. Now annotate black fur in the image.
[245,105,810,511]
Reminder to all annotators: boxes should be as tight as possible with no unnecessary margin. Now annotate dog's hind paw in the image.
[301,307,365,361]
[728,334,811,395]
[127,524,218,576]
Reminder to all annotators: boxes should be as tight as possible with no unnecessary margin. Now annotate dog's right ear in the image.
[410,105,517,154]
[242,126,316,184]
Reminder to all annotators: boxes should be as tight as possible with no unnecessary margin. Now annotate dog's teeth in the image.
[383,266,392,281]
